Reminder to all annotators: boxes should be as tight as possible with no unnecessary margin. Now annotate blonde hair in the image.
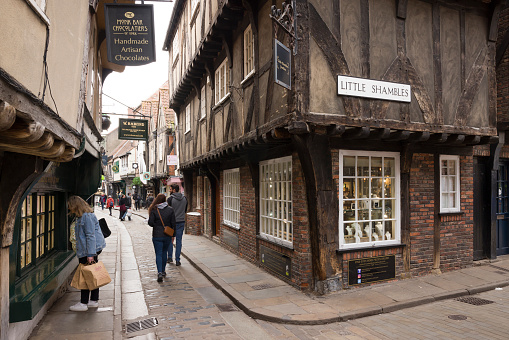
[68,195,93,217]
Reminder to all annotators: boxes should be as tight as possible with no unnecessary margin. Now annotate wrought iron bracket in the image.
[269,0,299,55]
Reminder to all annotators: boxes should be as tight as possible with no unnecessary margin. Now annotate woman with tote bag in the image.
[147,194,176,282]
[68,195,106,312]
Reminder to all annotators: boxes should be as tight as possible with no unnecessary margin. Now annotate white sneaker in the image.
[69,302,88,312]
[87,300,99,308]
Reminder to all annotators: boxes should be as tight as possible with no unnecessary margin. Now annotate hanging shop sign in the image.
[274,39,291,90]
[337,75,411,102]
[112,161,119,173]
[105,4,156,66]
[167,155,178,166]
[118,118,148,141]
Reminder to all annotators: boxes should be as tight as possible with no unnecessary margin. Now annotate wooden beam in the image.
[287,121,309,134]
[445,134,466,145]
[397,0,408,19]
[408,131,430,142]
[327,125,345,136]
[1,119,45,143]
[341,126,370,139]
[464,135,481,145]
[0,100,16,131]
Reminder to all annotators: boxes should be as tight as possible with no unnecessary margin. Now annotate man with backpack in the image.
[167,184,187,266]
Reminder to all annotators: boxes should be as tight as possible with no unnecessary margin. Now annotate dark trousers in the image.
[108,207,112,215]
[78,252,101,304]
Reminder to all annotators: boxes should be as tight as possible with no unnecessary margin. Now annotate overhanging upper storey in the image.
[164,0,245,108]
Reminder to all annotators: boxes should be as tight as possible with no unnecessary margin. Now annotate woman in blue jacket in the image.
[68,195,106,312]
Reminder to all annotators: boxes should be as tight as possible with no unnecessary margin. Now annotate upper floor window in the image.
[215,59,230,104]
[244,25,254,79]
[339,151,400,249]
[172,30,180,64]
[260,156,293,247]
[223,169,240,228]
[440,155,460,213]
[185,104,191,134]
[200,86,206,120]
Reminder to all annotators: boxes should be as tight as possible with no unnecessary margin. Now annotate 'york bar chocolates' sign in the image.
[118,119,148,141]
[105,4,156,66]
[274,39,291,90]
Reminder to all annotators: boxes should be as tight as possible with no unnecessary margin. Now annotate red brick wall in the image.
[439,155,474,271]
[238,165,257,260]
[409,153,435,275]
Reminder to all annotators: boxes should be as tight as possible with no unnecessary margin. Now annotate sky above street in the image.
[102,0,174,134]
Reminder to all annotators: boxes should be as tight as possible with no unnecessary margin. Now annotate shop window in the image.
[243,25,254,79]
[215,59,229,104]
[339,151,400,249]
[18,194,56,272]
[440,155,460,213]
[259,156,292,247]
[223,169,240,228]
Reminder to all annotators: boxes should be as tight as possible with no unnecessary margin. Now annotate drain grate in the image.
[125,317,158,333]
[448,315,468,320]
[251,283,275,290]
[456,297,494,306]
[216,303,240,312]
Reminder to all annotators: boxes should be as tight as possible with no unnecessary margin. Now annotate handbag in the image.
[157,208,174,236]
[70,264,88,290]
[99,218,111,238]
[127,208,132,217]
[81,261,112,290]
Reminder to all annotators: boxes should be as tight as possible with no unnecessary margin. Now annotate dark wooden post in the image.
[400,143,413,278]
[489,132,504,259]
[292,133,340,293]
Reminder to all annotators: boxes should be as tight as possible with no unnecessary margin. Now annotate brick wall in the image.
[409,153,435,275]
[498,7,509,123]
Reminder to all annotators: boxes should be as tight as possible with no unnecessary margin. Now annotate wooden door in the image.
[473,157,490,260]
[497,162,509,256]
[215,181,220,236]
[204,177,209,235]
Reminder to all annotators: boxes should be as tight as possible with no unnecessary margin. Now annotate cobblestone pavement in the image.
[257,287,509,340]
[125,215,270,340]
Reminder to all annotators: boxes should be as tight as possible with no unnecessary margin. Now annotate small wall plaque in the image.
[274,39,291,90]
[348,255,395,285]
[260,245,291,278]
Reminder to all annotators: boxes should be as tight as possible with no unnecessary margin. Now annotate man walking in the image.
[125,193,133,221]
[167,184,187,266]
[100,193,106,210]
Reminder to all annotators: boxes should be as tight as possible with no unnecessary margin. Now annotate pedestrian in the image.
[106,195,114,216]
[167,184,187,266]
[134,193,141,211]
[125,193,133,221]
[146,194,154,209]
[67,195,106,312]
[100,193,106,210]
[148,193,176,282]
[119,194,127,221]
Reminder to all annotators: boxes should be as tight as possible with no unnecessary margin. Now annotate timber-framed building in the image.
[164,0,503,292]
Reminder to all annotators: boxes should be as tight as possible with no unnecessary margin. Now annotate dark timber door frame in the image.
[473,157,491,260]
[497,160,509,256]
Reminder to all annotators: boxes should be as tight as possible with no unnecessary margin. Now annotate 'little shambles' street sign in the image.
[337,75,411,102]
[274,39,291,90]
[118,119,148,141]
[105,4,156,66]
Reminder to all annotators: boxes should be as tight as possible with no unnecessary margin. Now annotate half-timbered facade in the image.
[165,0,502,292]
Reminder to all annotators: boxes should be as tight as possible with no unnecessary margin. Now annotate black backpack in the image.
[99,218,111,238]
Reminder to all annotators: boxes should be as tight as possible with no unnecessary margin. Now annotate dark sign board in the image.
[274,39,291,90]
[222,229,239,250]
[105,4,156,66]
[260,245,291,279]
[348,255,395,286]
[118,119,148,141]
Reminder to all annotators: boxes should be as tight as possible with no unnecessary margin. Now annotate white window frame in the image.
[339,150,401,250]
[214,59,230,105]
[223,169,240,229]
[185,104,191,134]
[196,176,202,209]
[259,156,293,248]
[243,25,255,79]
[440,155,461,213]
[172,30,180,64]
[200,86,206,120]
[191,0,200,19]
[158,139,163,161]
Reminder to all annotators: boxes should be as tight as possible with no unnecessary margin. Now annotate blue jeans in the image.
[168,222,185,262]
[152,237,171,273]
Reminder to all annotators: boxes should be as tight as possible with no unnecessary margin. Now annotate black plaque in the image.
[260,245,291,279]
[348,255,395,285]
[274,39,291,90]
[105,4,156,66]
[118,119,148,141]
[222,229,239,250]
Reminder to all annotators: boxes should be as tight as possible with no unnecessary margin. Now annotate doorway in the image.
[497,161,509,255]
[473,157,490,260]
[204,177,210,235]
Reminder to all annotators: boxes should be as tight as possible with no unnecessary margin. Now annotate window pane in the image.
[384,158,395,177]
[384,178,395,198]
[344,156,355,176]
[343,178,355,199]
[357,157,369,176]
[384,200,395,219]
[371,157,382,176]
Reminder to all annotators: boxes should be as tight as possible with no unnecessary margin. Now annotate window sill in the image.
[213,93,231,109]
[26,0,50,26]
[199,115,206,122]
[10,251,76,322]
[224,222,240,230]
[337,243,406,254]
[257,234,294,250]
[439,211,463,216]
[241,71,255,87]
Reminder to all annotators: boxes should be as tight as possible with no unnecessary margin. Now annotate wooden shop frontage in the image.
[165,0,501,292]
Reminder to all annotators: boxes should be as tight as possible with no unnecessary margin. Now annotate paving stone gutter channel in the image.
[130,209,509,326]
